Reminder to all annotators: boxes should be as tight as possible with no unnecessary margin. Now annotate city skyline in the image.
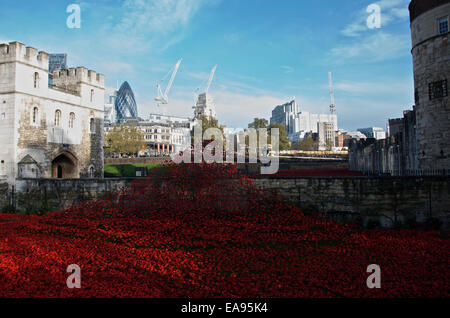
[0,0,414,130]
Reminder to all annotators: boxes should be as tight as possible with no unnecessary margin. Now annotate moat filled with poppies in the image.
[0,164,448,297]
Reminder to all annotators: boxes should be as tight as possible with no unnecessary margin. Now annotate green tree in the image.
[245,118,269,150]
[292,133,318,151]
[104,124,145,156]
[326,139,334,151]
[248,118,268,130]
[192,115,225,142]
[268,123,291,151]
[194,115,225,136]
[191,115,227,153]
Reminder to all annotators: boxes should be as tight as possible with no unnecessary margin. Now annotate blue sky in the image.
[0,0,414,130]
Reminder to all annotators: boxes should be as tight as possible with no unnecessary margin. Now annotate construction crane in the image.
[205,64,217,94]
[328,71,336,115]
[155,58,182,105]
[192,65,218,118]
[194,64,218,97]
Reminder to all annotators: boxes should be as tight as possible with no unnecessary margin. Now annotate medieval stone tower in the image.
[409,0,450,170]
[0,41,105,186]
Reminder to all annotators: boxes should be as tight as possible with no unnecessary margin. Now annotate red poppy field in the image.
[0,164,448,297]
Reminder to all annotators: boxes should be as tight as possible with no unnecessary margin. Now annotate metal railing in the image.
[361,169,450,177]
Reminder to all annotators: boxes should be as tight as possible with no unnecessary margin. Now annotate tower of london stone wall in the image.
[410,0,450,170]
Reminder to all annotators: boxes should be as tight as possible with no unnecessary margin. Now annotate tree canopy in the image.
[292,133,318,151]
[248,118,268,130]
[104,124,145,155]
[194,115,225,136]
[268,123,291,151]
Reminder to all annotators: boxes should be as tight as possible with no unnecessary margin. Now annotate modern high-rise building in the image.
[48,53,67,87]
[104,87,117,123]
[357,127,386,140]
[114,81,138,122]
[409,0,450,169]
[318,122,336,150]
[270,99,338,141]
[194,93,216,119]
[49,54,67,74]
[270,100,299,131]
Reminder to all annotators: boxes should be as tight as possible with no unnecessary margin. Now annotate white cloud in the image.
[213,91,283,128]
[342,21,369,37]
[390,7,409,19]
[120,0,214,40]
[116,0,204,34]
[336,96,413,131]
[224,32,241,44]
[101,0,220,51]
[331,31,410,63]
[280,66,294,74]
[0,37,11,45]
[341,0,409,37]
[335,80,411,96]
[100,61,135,74]
[185,70,211,81]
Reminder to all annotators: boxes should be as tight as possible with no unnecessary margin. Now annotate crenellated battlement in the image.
[0,41,49,70]
[52,66,105,88]
[0,41,104,88]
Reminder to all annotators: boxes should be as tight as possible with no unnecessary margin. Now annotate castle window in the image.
[90,89,94,102]
[32,107,38,124]
[33,72,39,88]
[438,17,449,35]
[54,109,61,126]
[69,112,75,128]
[414,88,419,103]
[428,79,448,100]
[89,117,95,133]
[89,166,95,178]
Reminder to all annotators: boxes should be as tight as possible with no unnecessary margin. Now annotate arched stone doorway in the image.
[51,152,78,179]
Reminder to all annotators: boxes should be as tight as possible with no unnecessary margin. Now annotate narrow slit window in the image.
[90,117,95,133]
[32,107,38,124]
[34,72,39,88]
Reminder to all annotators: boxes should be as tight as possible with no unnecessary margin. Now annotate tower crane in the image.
[205,64,217,94]
[328,71,336,115]
[194,64,218,97]
[192,65,218,119]
[155,58,182,105]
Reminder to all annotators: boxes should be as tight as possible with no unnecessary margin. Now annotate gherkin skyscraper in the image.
[114,81,138,121]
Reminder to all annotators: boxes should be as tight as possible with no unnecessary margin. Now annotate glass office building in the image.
[114,81,138,121]
[48,53,67,87]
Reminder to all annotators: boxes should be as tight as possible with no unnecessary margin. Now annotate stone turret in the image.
[409,0,450,170]
[0,40,105,186]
